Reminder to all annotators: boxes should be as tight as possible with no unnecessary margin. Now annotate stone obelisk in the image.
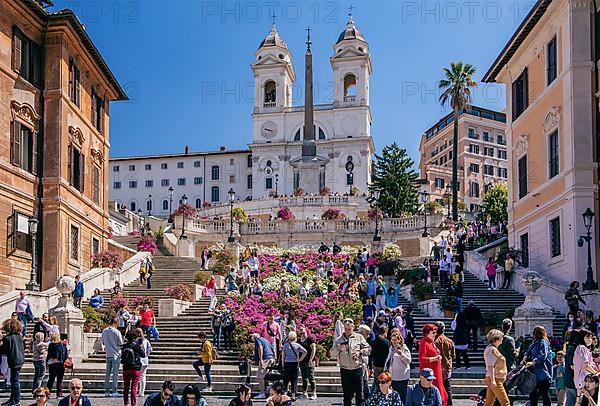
[302,27,316,159]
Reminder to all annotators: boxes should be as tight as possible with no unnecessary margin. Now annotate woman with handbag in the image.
[281,331,307,401]
[384,332,411,404]
[46,333,68,398]
[523,326,553,406]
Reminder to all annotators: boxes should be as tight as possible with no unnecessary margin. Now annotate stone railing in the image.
[0,251,152,322]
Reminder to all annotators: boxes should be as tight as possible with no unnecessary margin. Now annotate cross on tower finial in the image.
[306,26,312,50]
[348,5,355,20]
[271,13,277,26]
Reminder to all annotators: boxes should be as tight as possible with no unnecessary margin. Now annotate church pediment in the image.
[331,48,367,60]
[252,54,290,67]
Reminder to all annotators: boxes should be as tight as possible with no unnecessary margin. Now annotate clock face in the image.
[261,121,277,138]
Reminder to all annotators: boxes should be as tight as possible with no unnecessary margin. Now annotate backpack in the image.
[121,346,137,367]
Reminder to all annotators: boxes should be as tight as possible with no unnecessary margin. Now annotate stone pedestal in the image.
[178,238,195,257]
[513,272,555,338]
[49,276,85,363]
[295,159,325,195]
[224,242,241,271]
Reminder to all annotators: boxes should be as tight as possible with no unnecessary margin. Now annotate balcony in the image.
[263,102,276,108]
[344,95,356,102]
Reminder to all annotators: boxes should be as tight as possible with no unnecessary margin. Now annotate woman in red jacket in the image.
[419,324,448,406]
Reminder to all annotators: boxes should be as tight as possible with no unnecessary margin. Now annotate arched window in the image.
[211,186,220,202]
[344,74,357,101]
[318,127,326,140]
[294,125,326,141]
[211,165,220,180]
[162,200,169,211]
[146,199,153,213]
[264,81,276,106]
[195,198,202,209]
[129,201,137,212]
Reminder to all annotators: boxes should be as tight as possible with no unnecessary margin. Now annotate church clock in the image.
[261,121,278,139]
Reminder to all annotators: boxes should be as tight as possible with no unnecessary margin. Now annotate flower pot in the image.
[156,236,164,246]
[443,309,455,318]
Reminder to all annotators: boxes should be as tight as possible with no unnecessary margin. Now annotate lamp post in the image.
[147,194,152,217]
[275,173,279,197]
[168,186,174,223]
[25,217,39,291]
[421,190,430,237]
[579,208,597,291]
[137,208,144,234]
[445,185,452,219]
[373,189,382,242]
[180,194,188,240]
[228,188,236,243]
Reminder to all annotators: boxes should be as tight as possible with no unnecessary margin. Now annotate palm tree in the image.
[439,62,478,221]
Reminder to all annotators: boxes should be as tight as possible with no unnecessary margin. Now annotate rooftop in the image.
[423,106,506,141]
[109,148,252,162]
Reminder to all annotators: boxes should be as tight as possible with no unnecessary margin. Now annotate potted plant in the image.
[155,226,165,246]
[164,284,194,302]
[91,250,124,270]
[438,296,459,318]
[411,280,434,302]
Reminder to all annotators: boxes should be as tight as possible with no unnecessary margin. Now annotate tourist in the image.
[33,313,50,341]
[207,276,217,313]
[226,267,239,293]
[566,330,580,406]
[406,368,443,406]
[500,255,514,289]
[370,325,390,395]
[102,317,123,397]
[523,325,553,406]
[2,318,24,405]
[117,304,131,337]
[266,381,292,406]
[121,330,146,406]
[72,275,84,308]
[577,374,600,406]
[260,315,282,358]
[281,331,307,400]
[362,297,377,324]
[139,257,147,285]
[111,280,123,299]
[139,302,155,339]
[483,329,510,406]
[385,332,411,404]
[419,324,448,406]
[278,279,290,298]
[463,301,482,351]
[367,371,402,406]
[434,322,455,406]
[485,257,497,290]
[375,276,387,311]
[32,331,49,392]
[584,311,598,336]
[452,311,470,370]
[318,242,330,254]
[136,328,152,400]
[146,258,154,289]
[454,281,464,312]
[498,318,518,371]
[192,332,214,392]
[297,326,317,400]
[15,291,31,337]
[334,312,345,341]
[439,256,450,289]
[366,274,377,301]
[555,351,567,406]
[46,333,68,398]
[89,288,104,309]
[574,330,599,391]
[57,378,91,406]
[144,380,179,406]
[180,384,207,406]
[430,242,441,261]
[384,283,400,309]
[333,241,342,255]
[298,277,309,300]
[252,333,275,399]
[201,247,212,270]
[331,318,371,406]
[249,252,260,278]
[566,282,587,316]
[220,305,235,353]
[31,386,51,406]
[229,384,253,406]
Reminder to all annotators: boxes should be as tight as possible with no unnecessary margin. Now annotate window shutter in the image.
[12,27,22,73]
[511,80,518,121]
[523,68,529,109]
[91,89,97,127]
[32,41,42,88]
[67,144,72,184]
[31,130,38,176]
[69,60,74,100]
[79,153,85,193]
[11,121,22,167]
[100,98,105,133]
[75,67,81,106]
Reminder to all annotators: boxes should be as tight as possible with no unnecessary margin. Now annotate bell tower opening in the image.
[264,80,277,107]
[344,74,357,102]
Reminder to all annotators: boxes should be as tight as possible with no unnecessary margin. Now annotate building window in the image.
[91,88,105,133]
[484,183,492,194]
[520,233,529,268]
[161,163,168,169]
[484,165,494,176]
[211,186,219,202]
[211,166,220,180]
[247,174,253,189]
[229,158,235,166]
[483,131,490,142]
[145,164,152,170]
[92,237,100,256]
[194,177,203,185]
[113,181,121,189]
[498,150,507,160]
[92,167,100,205]
[484,147,495,157]
[177,162,184,169]
[145,180,153,188]
[129,201,136,212]
[469,144,480,154]
[470,182,480,198]
[68,145,85,192]
[448,151,453,160]
[195,198,202,209]
[194,161,201,168]
[161,179,170,187]
[113,166,119,172]
[70,225,79,261]
[8,212,33,254]
[549,130,559,179]
[229,175,235,183]
[69,59,81,106]
[518,155,528,199]
[265,178,273,190]
[247,155,253,168]
[550,217,561,257]
[128,164,135,171]
[162,200,169,211]
[12,27,42,87]
[497,134,505,145]
[10,121,36,174]
[498,167,508,178]
[469,163,480,174]
[435,178,445,189]
[468,128,477,139]
[177,178,186,186]
[512,68,529,120]
[547,36,557,85]
[146,199,152,213]
[129,181,137,189]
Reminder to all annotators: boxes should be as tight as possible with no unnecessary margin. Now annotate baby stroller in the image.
[470,365,536,406]
[264,363,284,387]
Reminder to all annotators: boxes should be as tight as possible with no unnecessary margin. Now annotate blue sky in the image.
[51,0,535,162]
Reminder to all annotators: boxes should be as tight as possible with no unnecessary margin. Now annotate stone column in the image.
[49,276,85,363]
[512,272,555,338]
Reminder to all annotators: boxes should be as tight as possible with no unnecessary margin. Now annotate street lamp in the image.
[137,208,144,234]
[180,194,188,240]
[168,186,174,223]
[275,173,279,197]
[579,208,597,290]
[445,184,452,219]
[147,194,152,216]
[421,190,430,237]
[228,188,236,243]
[373,189,382,242]
[25,217,39,291]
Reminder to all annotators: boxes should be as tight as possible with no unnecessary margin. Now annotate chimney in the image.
[220,146,227,152]
[184,145,189,155]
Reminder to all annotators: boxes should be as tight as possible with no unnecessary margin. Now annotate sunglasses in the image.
[378,381,390,385]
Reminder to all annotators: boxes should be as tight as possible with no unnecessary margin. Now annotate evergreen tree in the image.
[370,143,419,217]
[480,183,508,224]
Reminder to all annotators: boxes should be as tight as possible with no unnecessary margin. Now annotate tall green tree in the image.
[439,62,478,221]
[370,143,419,217]
[480,183,508,224]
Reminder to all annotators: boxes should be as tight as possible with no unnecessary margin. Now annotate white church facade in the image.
[108,17,375,213]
